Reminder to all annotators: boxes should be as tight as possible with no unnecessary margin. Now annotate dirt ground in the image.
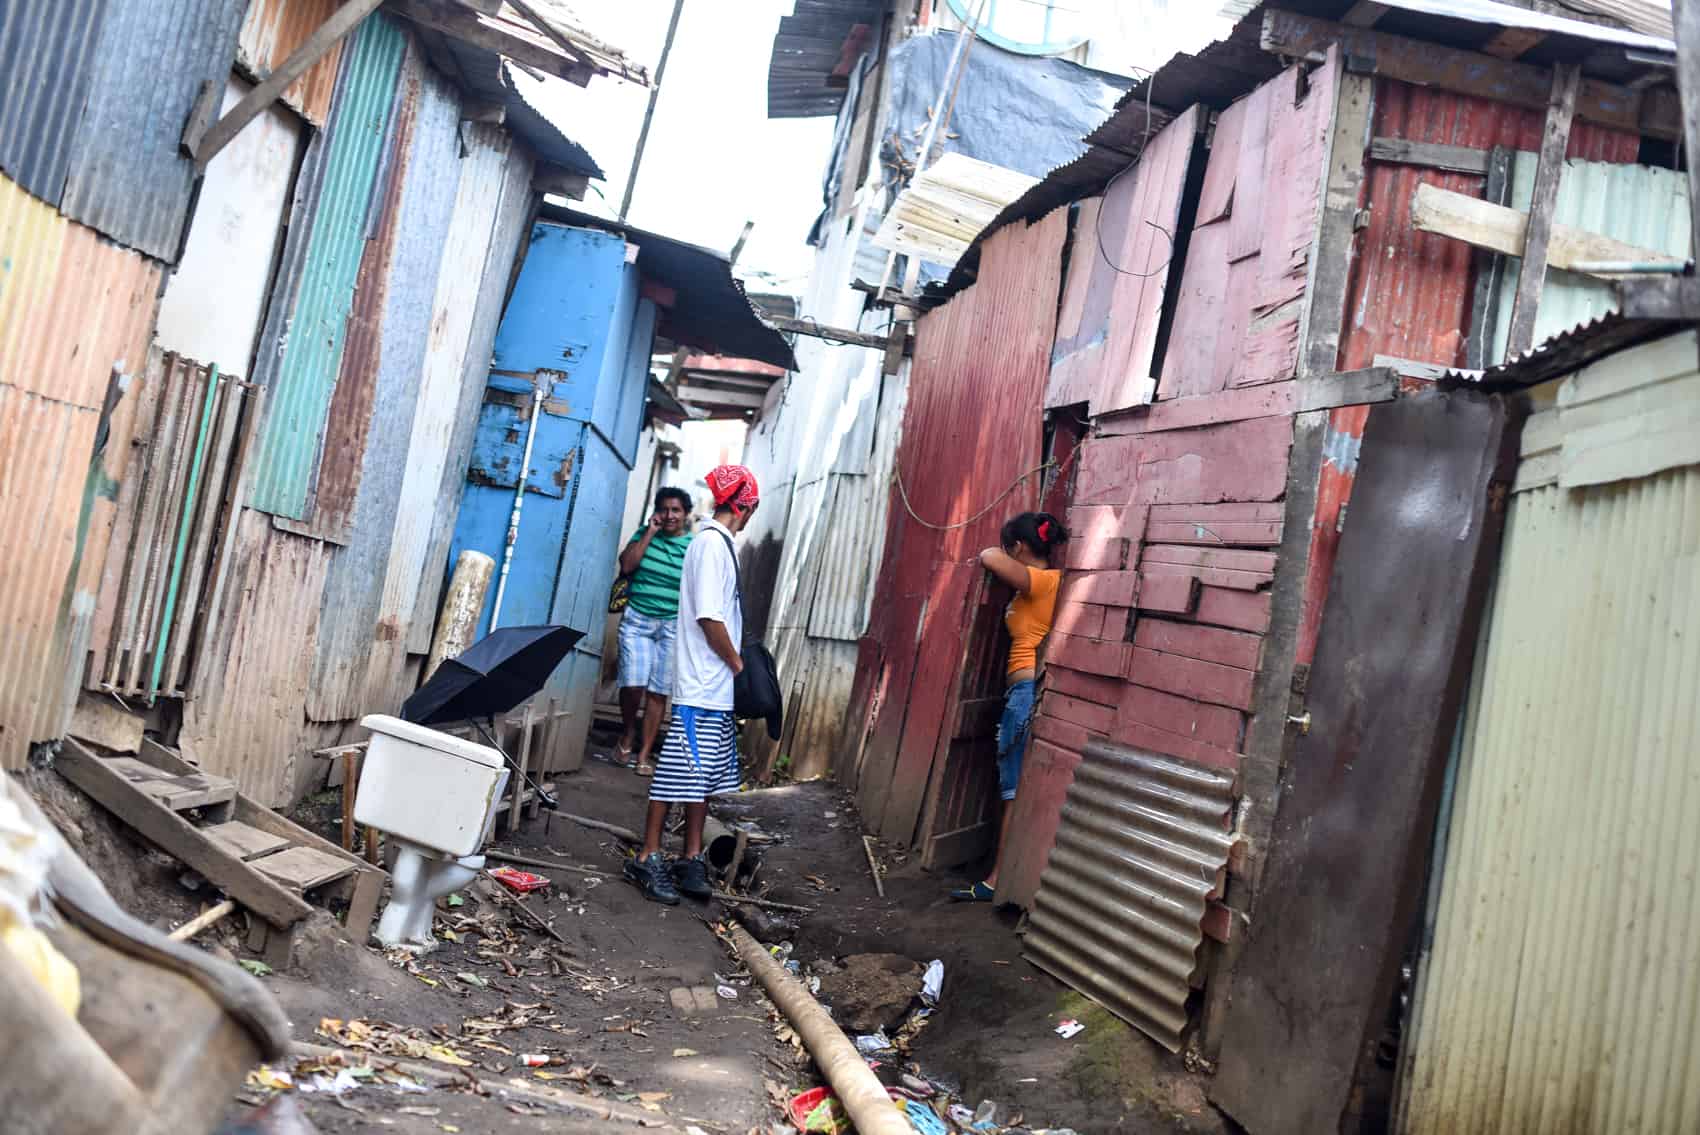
[30,727,1228,1135]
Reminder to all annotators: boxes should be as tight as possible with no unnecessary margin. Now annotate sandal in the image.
[612,742,636,769]
[634,760,655,776]
[949,881,995,903]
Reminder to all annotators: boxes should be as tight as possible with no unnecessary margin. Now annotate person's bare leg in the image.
[640,800,670,858]
[983,799,1017,888]
[682,802,709,858]
[617,686,643,758]
[636,692,668,769]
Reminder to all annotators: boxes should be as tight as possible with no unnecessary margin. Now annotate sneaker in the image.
[672,854,713,900]
[624,852,680,905]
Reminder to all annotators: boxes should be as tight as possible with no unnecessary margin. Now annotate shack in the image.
[808,2,1692,1132]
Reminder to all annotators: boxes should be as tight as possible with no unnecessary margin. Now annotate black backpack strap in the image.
[712,528,743,608]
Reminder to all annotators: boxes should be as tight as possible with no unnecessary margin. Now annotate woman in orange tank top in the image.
[949,511,1068,902]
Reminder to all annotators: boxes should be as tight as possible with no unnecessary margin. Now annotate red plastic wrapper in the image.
[488,866,550,893]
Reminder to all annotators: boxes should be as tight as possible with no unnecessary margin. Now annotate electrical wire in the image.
[893,441,1080,532]
[1093,66,1177,280]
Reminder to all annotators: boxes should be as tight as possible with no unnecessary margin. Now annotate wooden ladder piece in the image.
[202,821,292,862]
[250,846,359,893]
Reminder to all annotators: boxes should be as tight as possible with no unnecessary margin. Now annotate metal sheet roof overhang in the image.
[936,0,1679,300]
[767,0,884,118]
[541,205,798,371]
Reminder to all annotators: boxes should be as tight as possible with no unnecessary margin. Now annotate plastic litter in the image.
[787,1086,852,1134]
[900,1099,949,1135]
[716,984,739,1000]
[920,959,944,1006]
[1054,1018,1085,1039]
[854,1029,895,1053]
[488,866,550,893]
[947,1104,976,1127]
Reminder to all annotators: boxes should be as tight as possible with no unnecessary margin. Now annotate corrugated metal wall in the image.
[59,0,249,261]
[248,12,406,519]
[1487,156,1690,364]
[237,0,346,125]
[0,173,162,768]
[1023,739,1237,1053]
[311,54,462,721]
[1399,332,1700,1134]
[0,0,108,206]
[406,133,536,657]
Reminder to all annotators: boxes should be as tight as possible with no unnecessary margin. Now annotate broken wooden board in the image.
[202,822,292,863]
[1411,183,1687,277]
[251,846,359,893]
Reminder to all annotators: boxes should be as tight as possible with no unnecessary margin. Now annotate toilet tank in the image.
[355,715,506,857]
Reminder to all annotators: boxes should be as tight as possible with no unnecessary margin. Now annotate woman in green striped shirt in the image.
[615,488,694,773]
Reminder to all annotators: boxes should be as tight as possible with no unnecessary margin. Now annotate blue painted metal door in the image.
[445,222,657,755]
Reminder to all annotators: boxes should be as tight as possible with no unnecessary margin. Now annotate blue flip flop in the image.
[948,880,994,902]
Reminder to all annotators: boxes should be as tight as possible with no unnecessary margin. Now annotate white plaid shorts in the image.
[616,608,677,695]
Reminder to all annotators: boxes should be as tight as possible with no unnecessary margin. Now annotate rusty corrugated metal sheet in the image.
[368,122,517,708]
[1398,335,1700,1135]
[248,11,405,519]
[310,56,462,722]
[0,0,107,206]
[405,136,536,657]
[1022,739,1237,1052]
[237,0,346,125]
[0,173,162,769]
[856,207,1066,846]
[59,0,248,261]
[178,512,331,806]
[1301,79,1643,664]
[1487,155,1690,363]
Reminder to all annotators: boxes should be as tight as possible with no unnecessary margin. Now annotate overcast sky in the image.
[519,1,837,293]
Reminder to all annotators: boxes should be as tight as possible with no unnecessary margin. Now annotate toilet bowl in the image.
[355,714,510,950]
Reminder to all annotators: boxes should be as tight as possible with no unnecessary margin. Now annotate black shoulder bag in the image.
[712,530,784,741]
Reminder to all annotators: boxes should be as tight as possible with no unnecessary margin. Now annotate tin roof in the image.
[1445,310,1673,389]
[768,0,884,118]
[541,205,799,371]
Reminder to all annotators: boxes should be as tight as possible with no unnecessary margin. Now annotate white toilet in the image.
[355,714,510,951]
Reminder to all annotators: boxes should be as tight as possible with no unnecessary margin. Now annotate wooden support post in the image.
[341,751,358,852]
[508,704,533,835]
[1299,51,1373,383]
[188,0,383,165]
[1505,64,1580,359]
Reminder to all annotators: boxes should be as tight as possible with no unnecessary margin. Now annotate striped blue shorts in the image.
[649,705,742,803]
[617,608,677,695]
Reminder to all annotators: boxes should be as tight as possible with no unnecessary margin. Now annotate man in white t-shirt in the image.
[624,464,760,904]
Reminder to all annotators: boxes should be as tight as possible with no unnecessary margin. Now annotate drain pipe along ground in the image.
[727,921,910,1135]
[488,384,545,629]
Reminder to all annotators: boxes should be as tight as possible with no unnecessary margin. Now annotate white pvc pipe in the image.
[488,385,545,630]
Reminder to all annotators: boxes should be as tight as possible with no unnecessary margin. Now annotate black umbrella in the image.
[402,624,583,726]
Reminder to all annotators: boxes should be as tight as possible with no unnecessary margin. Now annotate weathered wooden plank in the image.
[1061,570,1139,608]
[1145,520,1283,547]
[1368,136,1490,175]
[1260,9,1679,139]
[1300,54,1373,379]
[1044,693,1116,735]
[1134,618,1263,671]
[1127,647,1257,711]
[1186,586,1274,634]
[1052,600,1109,641]
[251,846,358,892]
[1108,715,1240,773]
[1031,712,1093,754]
[1506,64,1581,358]
[1132,382,1296,434]
[56,741,313,928]
[993,738,1085,908]
[1075,415,1293,507]
[1044,665,1127,708]
[1295,366,1400,411]
[1142,545,1278,574]
[1117,682,1245,750]
[202,822,291,862]
[1137,572,1200,614]
[1062,535,1128,572]
[1065,505,1122,544]
[1144,562,1273,592]
[1411,183,1686,277]
[1045,633,1129,678]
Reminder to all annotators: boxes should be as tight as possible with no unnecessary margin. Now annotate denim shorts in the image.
[996,678,1037,802]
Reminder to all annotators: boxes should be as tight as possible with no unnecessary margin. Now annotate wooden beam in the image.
[1299,49,1373,379]
[767,314,906,353]
[1369,136,1491,176]
[391,0,593,85]
[190,0,384,166]
[1341,1,1389,26]
[1298,365,1402,408]
[1260,9,1681,140]
[1481,26,1547,60]
[676,384,765,409]
[1411,183,1687,276]
[1676,0,1700,268]
[1506,65,1580,358]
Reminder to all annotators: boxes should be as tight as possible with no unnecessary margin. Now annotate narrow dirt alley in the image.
[44,731,1224,1134]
